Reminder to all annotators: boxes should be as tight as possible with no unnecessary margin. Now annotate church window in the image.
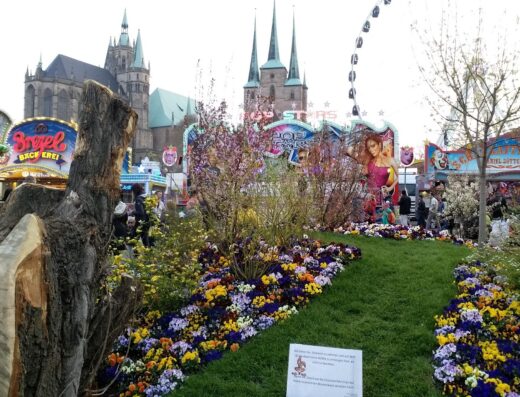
[290,91,295,100]
[270,73,275,80]
[122,57,126,71]
[270,85,275,100]
[25,85,35,118]
[57,89,70,121]
[43,88,53,117]
[250,91,255,100]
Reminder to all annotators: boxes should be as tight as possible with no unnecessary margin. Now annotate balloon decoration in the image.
[349,0,393,118]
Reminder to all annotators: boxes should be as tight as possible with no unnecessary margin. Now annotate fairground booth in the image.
[0,114,165,202]
[182,117,402,213]
[423,134,520,205]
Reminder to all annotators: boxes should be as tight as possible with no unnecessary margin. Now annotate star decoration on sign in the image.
[361,111,368,117]
[324,101,330,108]
[308,102,314,108]
[238,103,244,109]
[378,110,384,116]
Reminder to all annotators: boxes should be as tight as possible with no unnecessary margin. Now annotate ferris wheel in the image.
[348,0,393,119]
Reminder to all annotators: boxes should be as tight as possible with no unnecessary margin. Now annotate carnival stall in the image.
[0,114,165,203]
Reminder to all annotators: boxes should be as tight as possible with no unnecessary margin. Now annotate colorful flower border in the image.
[333,222,476,248]
[433,261,520,396]
[98,239,362,396]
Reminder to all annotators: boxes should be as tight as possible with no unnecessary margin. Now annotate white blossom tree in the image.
[413,2,520,245]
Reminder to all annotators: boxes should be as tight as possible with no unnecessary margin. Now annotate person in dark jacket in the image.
[112,199,129,252]
[398,190,412,226]
[131,183,151,247]
[417,193,427,228]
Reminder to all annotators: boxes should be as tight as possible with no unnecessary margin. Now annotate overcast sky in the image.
[1,0,519,152]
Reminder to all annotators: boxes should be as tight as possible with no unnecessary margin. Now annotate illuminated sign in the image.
[1,118,77,176]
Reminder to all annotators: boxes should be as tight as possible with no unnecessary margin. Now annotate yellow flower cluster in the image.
[131,328,150,344]
[205,285,227,302]
[435,314,458,327]
[261,274,278,285]
[486,377,511,396]
[281,263,297,272]
[304,282,323,295]
[252,296,272,308]
[320,262,327,269]
[222,320,239,333]
[479,341,507,366]
[508,300,520,315]
[157,356,175,371]
[181,350,200,365]
[482,306,508,321]
[436,333,456,346]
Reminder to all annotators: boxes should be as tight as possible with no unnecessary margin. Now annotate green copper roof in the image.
[260,59,285,69]
[286,10,302,85]
[245,14,260,88]
[261,0,285,69]
[149,88,195,128]
[244,81,260,88]
[119,9,130,46]
[285,78,302,86]
[131,29,144,68]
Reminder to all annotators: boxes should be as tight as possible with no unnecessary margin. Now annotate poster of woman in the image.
[347,122,399,207]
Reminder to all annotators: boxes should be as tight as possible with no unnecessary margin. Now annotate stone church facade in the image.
[23,11,194,165]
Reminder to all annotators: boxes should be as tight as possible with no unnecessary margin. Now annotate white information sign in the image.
[286,343,362,397]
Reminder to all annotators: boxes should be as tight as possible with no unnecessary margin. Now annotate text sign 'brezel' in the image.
[286,344,362,397]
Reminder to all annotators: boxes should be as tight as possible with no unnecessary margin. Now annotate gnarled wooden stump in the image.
[0,80,142,396]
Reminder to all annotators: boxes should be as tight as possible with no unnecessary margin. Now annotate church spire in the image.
[286,8,302,85]
[244,12,260,88]
[119,9,130,46]
[131,29,145,68]
[262,0,285,69]
[122,9,128,29]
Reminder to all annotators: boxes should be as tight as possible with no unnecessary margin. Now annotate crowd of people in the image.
[111,184,168,256]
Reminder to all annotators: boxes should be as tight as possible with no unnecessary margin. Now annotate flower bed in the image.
[335,222,476,247]
[433,261,520,396]
[98,239,361,396]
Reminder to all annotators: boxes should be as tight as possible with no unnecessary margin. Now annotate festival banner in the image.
[425,136,520,175]
[1,117,77,176]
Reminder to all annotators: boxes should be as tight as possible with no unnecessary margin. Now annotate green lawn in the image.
[169,233,470,397]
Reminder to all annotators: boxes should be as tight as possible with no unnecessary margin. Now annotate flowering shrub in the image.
[432,261,520,396]
[97,238,361,396]
[108,211,207,312]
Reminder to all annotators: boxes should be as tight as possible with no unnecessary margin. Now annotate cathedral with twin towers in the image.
[22,3,307,163]
[243,2,308,120]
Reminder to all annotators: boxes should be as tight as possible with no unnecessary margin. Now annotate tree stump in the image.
[0,80,142,396]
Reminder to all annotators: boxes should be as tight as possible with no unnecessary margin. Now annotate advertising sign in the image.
[347,120,400,205]
[162,146,178,167]
[1,118,77,176]
[286,343,362,397]
[425,137,520,175]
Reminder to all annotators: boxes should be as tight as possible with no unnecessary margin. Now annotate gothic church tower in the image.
[104,10,152,162]
[244,2,307,121]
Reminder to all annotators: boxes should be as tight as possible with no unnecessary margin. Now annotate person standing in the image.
[131,183,151,247]
[381,201,394,225]
[152,190,166,222]
[417,193,427,228]
[398,190,412,226]
[426,192,440,231]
